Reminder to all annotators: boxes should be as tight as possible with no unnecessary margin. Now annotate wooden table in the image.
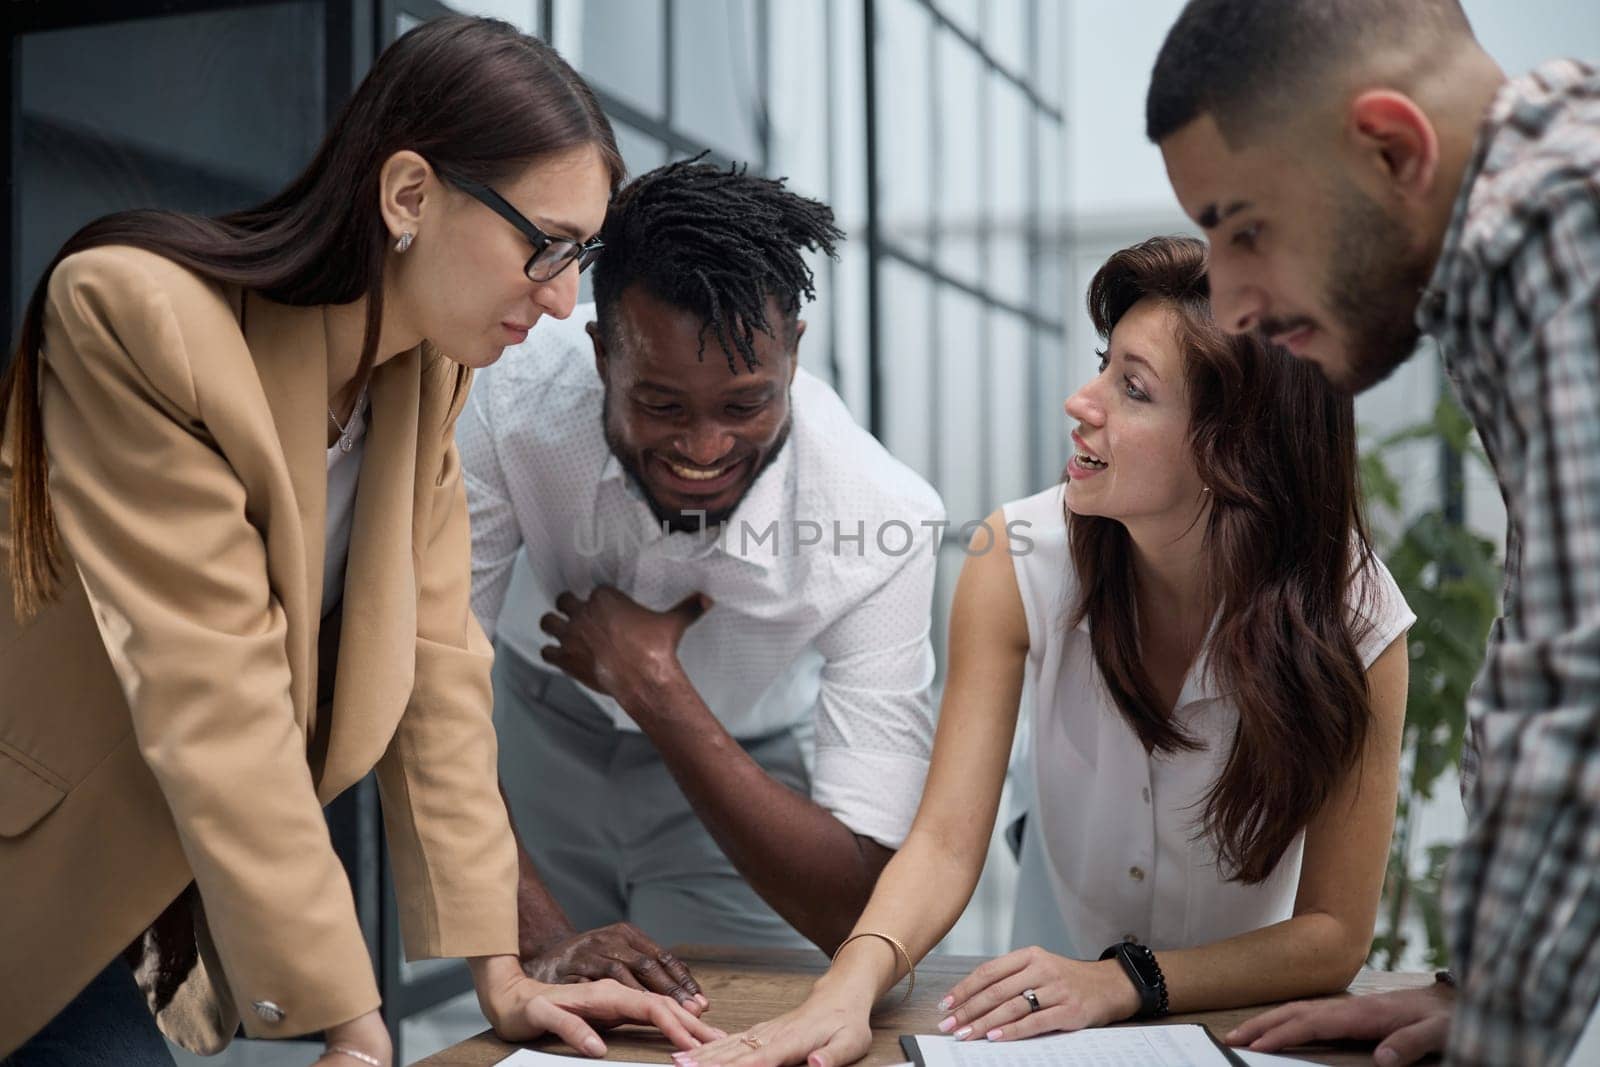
[414,946,1436,1067]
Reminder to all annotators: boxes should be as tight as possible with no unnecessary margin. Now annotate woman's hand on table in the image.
[936,947,1142,1042]
[471,955,724,1057]
[1224,984,1455,1065]
[675,980,874,1067]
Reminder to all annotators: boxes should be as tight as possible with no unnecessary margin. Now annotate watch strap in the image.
[1099,942,1169,1019]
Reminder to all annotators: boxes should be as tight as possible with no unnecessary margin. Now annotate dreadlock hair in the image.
[592,157,842,373]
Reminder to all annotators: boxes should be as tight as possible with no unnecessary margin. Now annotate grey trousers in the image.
[493,643,811,948]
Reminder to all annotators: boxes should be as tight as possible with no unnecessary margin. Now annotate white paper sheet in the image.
[490,1037,1319,1067]
[905,1025,1234,1067]
[494,1050,662,1067]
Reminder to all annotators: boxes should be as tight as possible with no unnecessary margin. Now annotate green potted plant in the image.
[1361,395,1500,970]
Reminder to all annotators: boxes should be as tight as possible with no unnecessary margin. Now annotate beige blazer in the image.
[0,246,517,1054]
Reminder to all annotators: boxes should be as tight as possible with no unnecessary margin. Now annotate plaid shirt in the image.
[1419,58,1600,1066]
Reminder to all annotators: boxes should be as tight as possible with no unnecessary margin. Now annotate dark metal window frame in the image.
[864,0,1067,525]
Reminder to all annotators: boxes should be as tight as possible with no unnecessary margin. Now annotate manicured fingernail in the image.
[986,1029,1003,1041]
[938,996,953,1011]
[939,1016,958,1033]
[955,1026,972,1040]
[1224,1030,1238,1042]
[697,994,711,1008]
[584,1037,606,1056]
[809,1056,827,1067]
[1376,1049,1399,1066]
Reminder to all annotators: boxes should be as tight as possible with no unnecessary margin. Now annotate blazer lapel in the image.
[243,292,328,737]
[318,347,421,798]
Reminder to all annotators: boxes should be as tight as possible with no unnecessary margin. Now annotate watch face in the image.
[1126,946,1162,987]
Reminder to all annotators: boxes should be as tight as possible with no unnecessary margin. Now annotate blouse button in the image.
[1141,787,1151,803]
[1129,866,1146,882]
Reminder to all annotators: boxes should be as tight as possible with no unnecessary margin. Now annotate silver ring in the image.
[1021,988,1042,1013]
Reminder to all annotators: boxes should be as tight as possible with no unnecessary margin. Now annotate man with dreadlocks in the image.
[458,160,944,1002]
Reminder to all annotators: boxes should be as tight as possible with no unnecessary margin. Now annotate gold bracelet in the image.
[833,931,916,1009]
[328,1046,384,1067]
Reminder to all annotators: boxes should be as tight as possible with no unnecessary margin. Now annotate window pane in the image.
[989,77,1032,298]
[672,0,764,163]
[1036,0,1065,105]
[935,30,984,287]
[1034,327,1070,485]
[797,245,838,390]
[983,0,1029,80]
[615,123,670,177]
[989,311,1032,507]
[17,4,324,322]
[935,0,982,40]
[877,0,935,258]
[553,0,666,119]
[767,0,831,199]
[936,286,985,527]
[438,0,540,34]
[881,260,935,483]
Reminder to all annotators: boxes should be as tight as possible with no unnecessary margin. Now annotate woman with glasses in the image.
[0,16,716,1067]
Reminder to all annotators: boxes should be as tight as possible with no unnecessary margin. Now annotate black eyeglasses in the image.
[450,177,603,283]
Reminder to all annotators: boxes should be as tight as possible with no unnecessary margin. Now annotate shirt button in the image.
[1129,866,1146,882]
[1141,787,1151,803]
[252,1000,285,1023]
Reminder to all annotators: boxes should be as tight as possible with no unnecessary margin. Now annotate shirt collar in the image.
[597,438,797,571]
[711,440,795,571]
[1420,98,1491,337]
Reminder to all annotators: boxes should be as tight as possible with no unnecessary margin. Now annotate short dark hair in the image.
[1145,0,1473,144]
[592,158,842,373]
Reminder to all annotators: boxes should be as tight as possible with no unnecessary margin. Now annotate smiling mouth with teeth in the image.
[668,462,729,480]
[1075,451,1108,469]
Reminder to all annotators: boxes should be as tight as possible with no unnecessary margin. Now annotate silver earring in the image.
[395,231,414,253]
[1202,486,1212,493]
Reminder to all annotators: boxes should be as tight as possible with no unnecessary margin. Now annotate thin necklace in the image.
[328,384,367,454]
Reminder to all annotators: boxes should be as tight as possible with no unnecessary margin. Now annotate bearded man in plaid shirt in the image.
[1146,2,1599,1064]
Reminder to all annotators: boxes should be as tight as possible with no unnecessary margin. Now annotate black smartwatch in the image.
[1099,942,1169,1019]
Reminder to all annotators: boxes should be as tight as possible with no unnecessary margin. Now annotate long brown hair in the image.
[1,16,623,620]
[1068,236,1376,884]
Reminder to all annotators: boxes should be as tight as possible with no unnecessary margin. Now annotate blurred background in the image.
[5,1,1597,1062]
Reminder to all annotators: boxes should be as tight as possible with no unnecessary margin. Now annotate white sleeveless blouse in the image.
[1004,484,1414,955]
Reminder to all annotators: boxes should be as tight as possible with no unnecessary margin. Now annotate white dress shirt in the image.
[458,304,946,847]
[1004,484,1415,954]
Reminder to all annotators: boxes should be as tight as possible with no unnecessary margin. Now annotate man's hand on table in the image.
[1226,984,1455,1065]
[521,922,710,1015]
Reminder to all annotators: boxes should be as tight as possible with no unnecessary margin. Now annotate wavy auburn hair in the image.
[2,16,623,620]
[1068,235,1377,884]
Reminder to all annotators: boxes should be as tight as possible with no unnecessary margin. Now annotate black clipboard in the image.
[899,1025,1249,1066]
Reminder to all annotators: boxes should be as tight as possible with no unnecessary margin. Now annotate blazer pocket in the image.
[0,741,67,837]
